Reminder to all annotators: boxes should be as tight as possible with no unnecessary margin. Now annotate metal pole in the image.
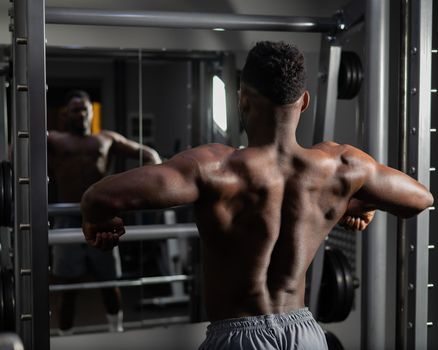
[49,275,192,292]
[12,0,31,345]
[138,49,143,167]
[45,8,340,33]
[48,223,198,244]
[27,0,49,348]
[396,0,410,348]
[406,0,433,347]
[362,0,389,349]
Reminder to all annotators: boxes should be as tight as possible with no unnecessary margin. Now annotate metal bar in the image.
[407,0,433,348]
[138,49,143,166]
[362,0,389,348]
[50,316,190,335]
[49,274,192,292]
[312,39,341,143]
[12,0,32,345]
[0,73,7,161]
[49,223,198,244]
[140,295,190,307]
[47,202,189,216]
[396,0,410,348]
[48,203,81,216]
[45,7,340,33]
[27,0,49,348]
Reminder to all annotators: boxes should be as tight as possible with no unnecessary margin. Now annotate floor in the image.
[50,322,209,350]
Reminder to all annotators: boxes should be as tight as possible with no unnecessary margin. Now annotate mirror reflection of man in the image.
[48,90,161,334]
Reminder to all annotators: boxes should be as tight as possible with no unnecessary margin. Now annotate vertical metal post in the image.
[405,0,433,348]
[12,0,49,348]
[313,37,341,143]
[27,0,49,348]
[396,0,410,348]
[12,0,31,345]
[362,0,389,349]
[138,49,143,167]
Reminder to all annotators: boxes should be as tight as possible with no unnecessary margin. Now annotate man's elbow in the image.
[401,190,434,218]
[80,184,117,220]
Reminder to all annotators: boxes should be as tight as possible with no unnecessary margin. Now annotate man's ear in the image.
[300,91,310,113]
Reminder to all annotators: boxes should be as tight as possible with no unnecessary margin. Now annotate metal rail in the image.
[49,275,192,292]
[45,7,341,33]
[362,0,389,348]
[48,223,198,244]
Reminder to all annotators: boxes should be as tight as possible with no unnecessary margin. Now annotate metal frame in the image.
[361,0,390,349]
[11,0,49,349]
[49,275,192,292]
[48,223,198,244]
[14,0,404,349]
[404,0,433,348]
[45,8,341,33]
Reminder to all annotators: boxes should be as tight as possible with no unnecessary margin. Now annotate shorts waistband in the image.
[207,308,314,334]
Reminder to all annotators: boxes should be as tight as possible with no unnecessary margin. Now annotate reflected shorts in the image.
[199,308,328,350]
[52,216,121,280]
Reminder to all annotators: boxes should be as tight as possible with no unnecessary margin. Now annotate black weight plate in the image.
[325,330,345,350]
[2,162,12,227]
[331,249,354,322]
[338,53,352,99]
[0,164,4,226]
[3,269,15,331]
[353,52,364,95]
[317,248,346,323]
[338,51,363,99]
[344,52,358,100]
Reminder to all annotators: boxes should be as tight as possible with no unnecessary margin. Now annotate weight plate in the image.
[317,248,346,323]
[331,249,354,322]
[325,330,345,350]
[337,51,363,100]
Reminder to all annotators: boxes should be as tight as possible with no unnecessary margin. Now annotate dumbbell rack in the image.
[10,0,49,349]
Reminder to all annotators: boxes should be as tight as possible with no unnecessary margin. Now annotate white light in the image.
[213,28,225,31]
[212,76,227,132]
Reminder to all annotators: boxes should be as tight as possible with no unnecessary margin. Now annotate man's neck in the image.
[246,108,301,155]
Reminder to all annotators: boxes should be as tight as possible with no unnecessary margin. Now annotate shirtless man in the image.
[48,90,160,334]
[80,42,433,349]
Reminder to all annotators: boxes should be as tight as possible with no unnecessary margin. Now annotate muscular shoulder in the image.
[176,143,234,166]
[99,130,125,142]
[312,142,374,165]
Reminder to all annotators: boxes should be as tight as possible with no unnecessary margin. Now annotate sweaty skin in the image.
[81,84,433,322]
[48,97,161,202]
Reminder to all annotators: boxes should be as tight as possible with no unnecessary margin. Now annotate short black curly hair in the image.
[241,41,306,105]
[64,89,91,105]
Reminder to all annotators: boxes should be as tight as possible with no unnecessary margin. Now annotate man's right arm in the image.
[345,146,434,218]
[80,149,202,249]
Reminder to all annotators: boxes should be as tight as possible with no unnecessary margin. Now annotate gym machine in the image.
[0,0,434,349]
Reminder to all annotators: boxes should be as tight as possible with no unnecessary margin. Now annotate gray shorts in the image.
[199,308,328,350]
[52,216,121,280]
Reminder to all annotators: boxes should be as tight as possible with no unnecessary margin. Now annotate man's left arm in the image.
[103,130,161,165]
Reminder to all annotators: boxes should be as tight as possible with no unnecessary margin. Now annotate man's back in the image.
[80,41,433,350]
[193,142,360,321]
